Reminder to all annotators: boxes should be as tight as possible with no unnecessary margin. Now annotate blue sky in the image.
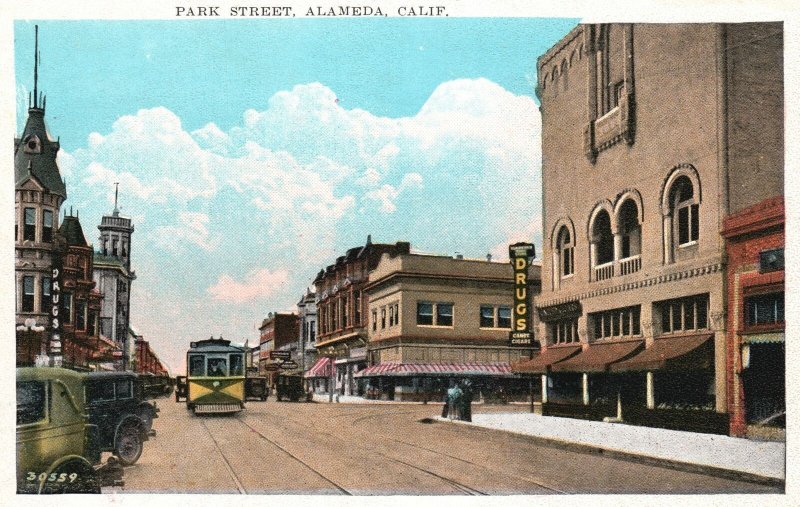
[15,18,577,372]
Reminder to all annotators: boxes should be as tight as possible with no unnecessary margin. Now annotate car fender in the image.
[114,414,147,445]
[137,401,158,418]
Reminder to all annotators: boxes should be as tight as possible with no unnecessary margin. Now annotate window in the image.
[671,176,699,246]
[354,295,361,325]
[381,307,386,329]
[24,208,36,241]
[746,292,784,327]
[657,294,709,334]
[115,380,132,399]
[591,306,641,339]
[371,309,378,331]
[760,249,784,273]
[112,239,119,257]
[550,317,579,344]
[207,357,227,376]
[22,276,35,312]
[76,300,86,330]
[480,305,495,328]
[557,226,574,277]
[88,310,97,336]
[416,302,434,326]
[17,381,46,425]
[612,81,625,108]
[618,200,641,259]
[436,303,453,327]
[309,321,316,342]
[592,209,614,265]
[230,354,244,376]
[41,277,51,313]
[393,304,399,326]
[63,293,72,324]
[86,381,115,403]
[480,305,512,329]
[42,210,53,243]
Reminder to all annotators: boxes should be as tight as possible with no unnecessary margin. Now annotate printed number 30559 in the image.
[26,472,78,482]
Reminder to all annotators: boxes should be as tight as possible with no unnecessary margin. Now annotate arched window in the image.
[670,176,699,246]
[617,199,641,259]
[593,210,613,265]
[557,226,574,277]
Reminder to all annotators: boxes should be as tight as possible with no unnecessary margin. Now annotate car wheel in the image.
[115,424,144,466]
[40,459,100,494]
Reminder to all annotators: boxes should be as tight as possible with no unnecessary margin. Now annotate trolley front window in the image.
[207,357,227,377]
[189,355,205,376]
[230,354,244,376]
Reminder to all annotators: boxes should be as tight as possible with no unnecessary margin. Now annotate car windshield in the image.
[207,357,227,377]
[17,381,46,426]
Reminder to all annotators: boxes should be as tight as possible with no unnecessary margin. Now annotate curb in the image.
[432,417,785,489]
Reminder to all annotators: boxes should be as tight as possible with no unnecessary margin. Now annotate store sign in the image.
[538,301,582,322]
[508,242,535,346]
[280,360,299,370]
[49,261,63,363]
[270,350,291,360]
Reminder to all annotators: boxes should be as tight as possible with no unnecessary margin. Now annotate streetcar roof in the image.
[187,344,245,353]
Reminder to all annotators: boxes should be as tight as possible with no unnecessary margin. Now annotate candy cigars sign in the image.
[508,242,535,346]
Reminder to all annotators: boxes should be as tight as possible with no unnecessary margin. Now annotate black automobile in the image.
[275,373,305,402]
[245,376,269,401]
[84,372,157,466]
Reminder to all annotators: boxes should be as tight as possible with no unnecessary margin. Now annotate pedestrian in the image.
[441,390,449,418]
[448,383,463,420]
[460,380,473,422]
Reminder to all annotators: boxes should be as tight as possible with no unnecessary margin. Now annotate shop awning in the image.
[551,340,644,373]
[743,332,784,344]
[354,362,513,378]
[304,357,333,378]
[512,345,582,374]
[610,334,713,372]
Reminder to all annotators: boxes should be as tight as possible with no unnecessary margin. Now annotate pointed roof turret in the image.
[59,212,88,247]
[14,25,66,198]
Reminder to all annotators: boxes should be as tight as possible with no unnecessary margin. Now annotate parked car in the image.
[275,373,305,402]
[245,376,269,401]
[16,367,124,494]
[84,372,156,466]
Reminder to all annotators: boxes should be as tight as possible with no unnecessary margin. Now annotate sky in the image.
[14,18,578,373]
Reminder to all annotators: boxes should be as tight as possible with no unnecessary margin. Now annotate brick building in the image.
[309,236,411,396]
[135,336,169,375]
[358,252,540,401]
[517,23,783,434]
[258,312,300,384]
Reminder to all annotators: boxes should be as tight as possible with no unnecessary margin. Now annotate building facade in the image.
[522,23,782,434]
[93,194,136,370]
[258,313,300,384]
[360,252,540,401]
[312,236,411,396]
[297,290,318,372]
[134,336,169,375]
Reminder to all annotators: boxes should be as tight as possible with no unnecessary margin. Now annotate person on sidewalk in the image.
[447,383,463,420]
[460,379,473,422]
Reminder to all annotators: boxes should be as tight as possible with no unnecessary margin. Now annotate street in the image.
[113,398,781,495]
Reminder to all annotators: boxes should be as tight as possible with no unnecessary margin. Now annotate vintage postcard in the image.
[5,0,795,503]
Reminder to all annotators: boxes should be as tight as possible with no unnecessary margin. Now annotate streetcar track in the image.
[199,418,247,494]
[236,417,352,495]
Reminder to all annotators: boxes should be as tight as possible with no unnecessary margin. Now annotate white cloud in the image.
[153,212,218,254]
[207,268,290,303]
[364,172,423,213]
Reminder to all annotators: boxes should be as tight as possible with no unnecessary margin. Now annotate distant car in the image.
[16,367,124,494]
[84,372,156,466]
[275,373,304,402]
[245,376,269,401]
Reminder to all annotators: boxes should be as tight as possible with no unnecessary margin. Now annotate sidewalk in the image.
[310,393,429,404]
[443,412,785,483]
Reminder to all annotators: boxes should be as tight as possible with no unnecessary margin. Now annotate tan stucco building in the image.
[360,252,540,401]
[518,23,782,433]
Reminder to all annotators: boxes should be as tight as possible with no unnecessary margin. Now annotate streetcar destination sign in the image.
[508,242,535,347]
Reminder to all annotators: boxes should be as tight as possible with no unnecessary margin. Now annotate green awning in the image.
[743,332,784,344]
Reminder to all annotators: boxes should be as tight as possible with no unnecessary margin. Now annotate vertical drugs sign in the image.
[508,242,535,347]
[50,253,63,367]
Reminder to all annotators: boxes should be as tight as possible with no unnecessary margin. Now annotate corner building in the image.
[526,23,783,434]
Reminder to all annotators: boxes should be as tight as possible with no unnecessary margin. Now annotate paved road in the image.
[113,397,780,495]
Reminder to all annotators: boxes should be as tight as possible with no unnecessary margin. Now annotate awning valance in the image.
[551,340,644,373]
[610,334,713,372]
[743,332,784,344]
[304,357,333,378]
[354,362,513,378]
[512,345,582,374]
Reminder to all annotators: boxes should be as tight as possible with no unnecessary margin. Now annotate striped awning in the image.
[354,362,513,378]
[743,332,784,344]
[304,357,333,378]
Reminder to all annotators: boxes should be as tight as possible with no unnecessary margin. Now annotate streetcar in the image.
[185,337,246,415]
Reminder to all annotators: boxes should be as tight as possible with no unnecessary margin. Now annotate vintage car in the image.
[84,372,156,465]
[245,376,269,401]
[16,367,124,494]
[275,373,305,402]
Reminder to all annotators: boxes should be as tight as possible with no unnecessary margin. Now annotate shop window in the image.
[746,292,784,327]
[657,294,709,334]
[24,208,36,241]
[22,276,35,312]
[591,305,641,340]
[550,317,579,344]
[42,210,53,243]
